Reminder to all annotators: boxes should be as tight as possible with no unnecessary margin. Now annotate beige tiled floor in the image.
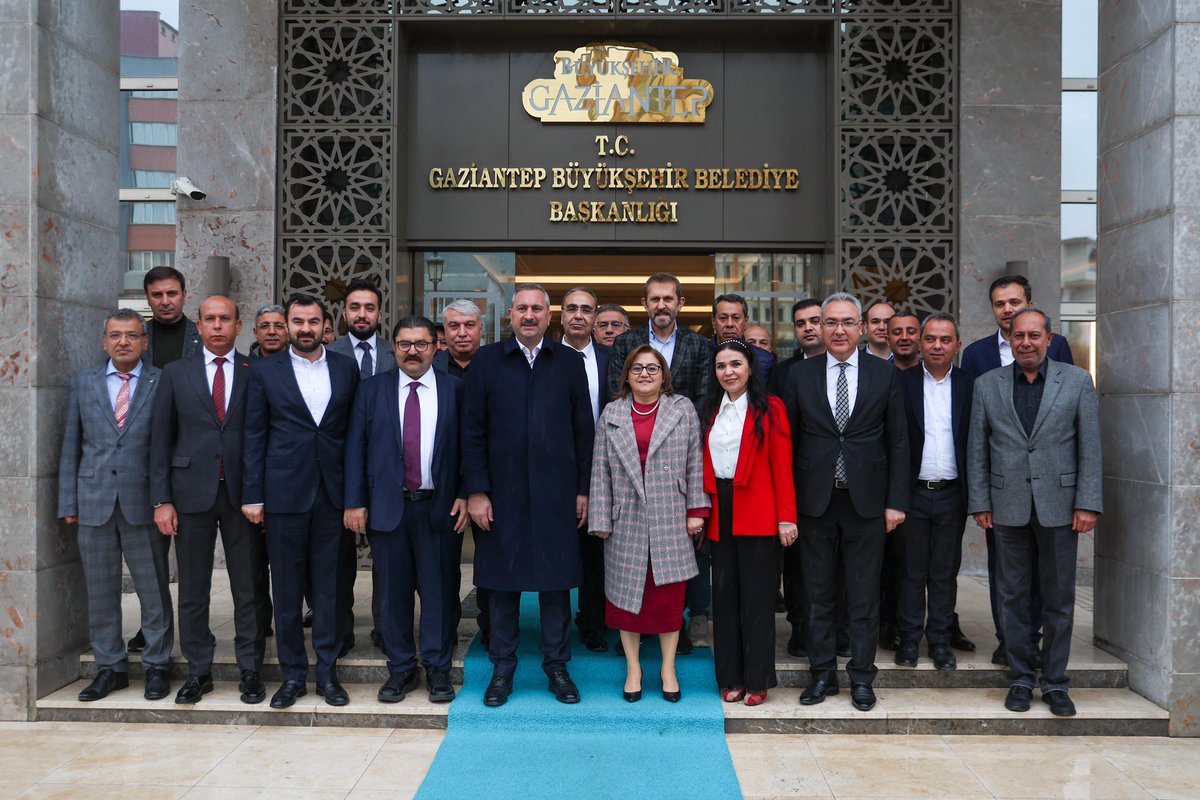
[2,722,1198,799]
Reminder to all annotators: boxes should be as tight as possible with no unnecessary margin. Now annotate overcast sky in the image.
[121,0,179,29]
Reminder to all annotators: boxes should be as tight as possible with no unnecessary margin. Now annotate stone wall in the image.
[1095,1,1200,737]
[0,0,121,719]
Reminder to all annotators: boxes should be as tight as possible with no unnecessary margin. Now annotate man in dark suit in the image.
[560,287,612,653]
[242,293,359,709]
[709,293,775,382]
[150,296,269,705]
[142,266,202,369]
[328,278,396,654]
[464,283,594,707]
[895,312,974,671]
[59,309,172,702]
[960,274,1074,667]
[607,272,712,653]
[345,315,469,704]
[784,292,908,712]
[592,303,630,348]
[968,308,1101,717]
[249,304,287,361]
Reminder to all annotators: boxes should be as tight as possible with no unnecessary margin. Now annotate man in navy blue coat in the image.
[345,315,468,704]
[242,293,359,709]
[464,283,595,707]
[959,275,1073,668]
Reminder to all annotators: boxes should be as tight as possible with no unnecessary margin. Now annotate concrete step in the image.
[37,679,1167,736]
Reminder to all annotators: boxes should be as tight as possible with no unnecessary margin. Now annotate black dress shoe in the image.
[799,678,839,705]
[949,616,976,652]
[483,674,513,707]
[850,683,876,711]
[239,670,267,704]
[270,680,308,709]
[623,689,642,703]
[662,689,681,703]
[676,627,694,655]
[894,639,918,667]
[1042,690,1076,717]
[548,669,580,704]
[584,631,609,653]
[144,667,171,701]
[929,643,957,671]
[78,669,129,702]
[786,627,807,658]
[174,674,213,704]
[378,670,418,703]
[1004,685,1032,712]
[370,629,384,650]
[991,642,1009,667]
[127,629,146,654]
[317,681,349,706]
[302,609,313,628]
[426,669,456,703]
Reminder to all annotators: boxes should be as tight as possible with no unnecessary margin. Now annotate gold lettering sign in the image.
[522,43,714,124]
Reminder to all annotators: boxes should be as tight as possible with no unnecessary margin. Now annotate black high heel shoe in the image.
[623,689,642,702]
[662,689,681,703]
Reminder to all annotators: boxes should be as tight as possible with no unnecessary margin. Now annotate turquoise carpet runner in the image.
[416,592,743,799]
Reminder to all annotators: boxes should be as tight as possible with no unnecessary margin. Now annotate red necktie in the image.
[403,382,421,491]
[114,373,133,429]
[212,356,226,424]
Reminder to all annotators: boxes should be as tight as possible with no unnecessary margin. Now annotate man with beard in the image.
[329,279,396,652]
[592,303,631,348]
[464,284,593,707]
[243,293,359,708]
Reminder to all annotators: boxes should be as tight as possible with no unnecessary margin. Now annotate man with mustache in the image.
[345,315,469,703]
[592,303,631,348]
[250,304,287,360]
[242,293,359,708]
[463,284,594,707]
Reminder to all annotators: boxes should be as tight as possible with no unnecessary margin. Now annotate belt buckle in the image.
[834,478,849,490]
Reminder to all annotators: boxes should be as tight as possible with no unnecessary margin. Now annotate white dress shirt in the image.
[289,345,332,425]
[105,359,144,408]
[918,365,958,481]
[997,329,1014,367]
[350,334,379,375]
[647,323,677,367]
[565,339,600,425]
[518,337,544,368]
[708,391,748,480]
[399,367,439,490]
[203,347,235,410]
[825,349,860,418]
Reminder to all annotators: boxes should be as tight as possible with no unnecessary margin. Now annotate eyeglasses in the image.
[105,332,145,342]
[394,340,432,352]
[595,320,628,330]
[822,319,860,330]
[563,303,595,315]
[629,364,661,375]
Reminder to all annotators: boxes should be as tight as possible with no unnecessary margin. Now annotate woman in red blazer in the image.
[700,338,798,706]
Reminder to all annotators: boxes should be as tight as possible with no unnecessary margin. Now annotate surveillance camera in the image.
[171,177,206,200]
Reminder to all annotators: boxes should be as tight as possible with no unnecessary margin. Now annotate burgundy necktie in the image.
[212,356,227,425]
[114,373,133,429]
[403,382,421,491]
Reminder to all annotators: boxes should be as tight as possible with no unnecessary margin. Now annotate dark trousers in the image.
[177,480,268,675]
[994,515,1077,692]
[987,526,1043,643]
[266,481,343,684]
[711,480,779,692]
[782,534,807,631]
[879,524,903,635]
[575,527,606,636]
[896,484,965,645]
[369,498,463,674]
[336,530,381,649]
[685,545,712,622]
[487,589,571,677]
[800,488,885,686]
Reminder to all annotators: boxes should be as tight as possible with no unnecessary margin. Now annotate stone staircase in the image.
[36,574,1168,735]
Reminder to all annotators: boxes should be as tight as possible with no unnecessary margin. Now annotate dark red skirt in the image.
[606,565,686,635]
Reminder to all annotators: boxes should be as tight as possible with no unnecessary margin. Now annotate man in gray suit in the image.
[328,278,396,653]
[151,296,269,705]
[968,308,1101,718]
[59,309,173,701]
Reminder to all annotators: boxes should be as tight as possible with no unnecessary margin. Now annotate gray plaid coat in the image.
[589,394,710,614]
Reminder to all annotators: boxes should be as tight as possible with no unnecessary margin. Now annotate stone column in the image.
[0,0,121,718]
[1095,3,1200,737]
[175,0,278,341]
[957,0,1062,577]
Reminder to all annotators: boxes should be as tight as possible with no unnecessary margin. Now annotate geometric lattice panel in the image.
[404,0,499,13]
[841,129,955,234]
[284,0,394,14]
[283,21,393,123]
[840,0,956,14]
[281,130,392,234]
[841,239,954,316]
[620,0,721,14]
[279,238,394,330]
[504,0,609,14]
[729,0,835,14]
[841,19,955,123]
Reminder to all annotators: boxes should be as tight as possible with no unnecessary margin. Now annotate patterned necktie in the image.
[358,340,374,380]
[834,361,849,482]
[212,356,226,425]
[114,373,133,429]
[402,382,422,491]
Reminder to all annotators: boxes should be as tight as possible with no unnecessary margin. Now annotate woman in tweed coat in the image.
[589,345,710,703]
